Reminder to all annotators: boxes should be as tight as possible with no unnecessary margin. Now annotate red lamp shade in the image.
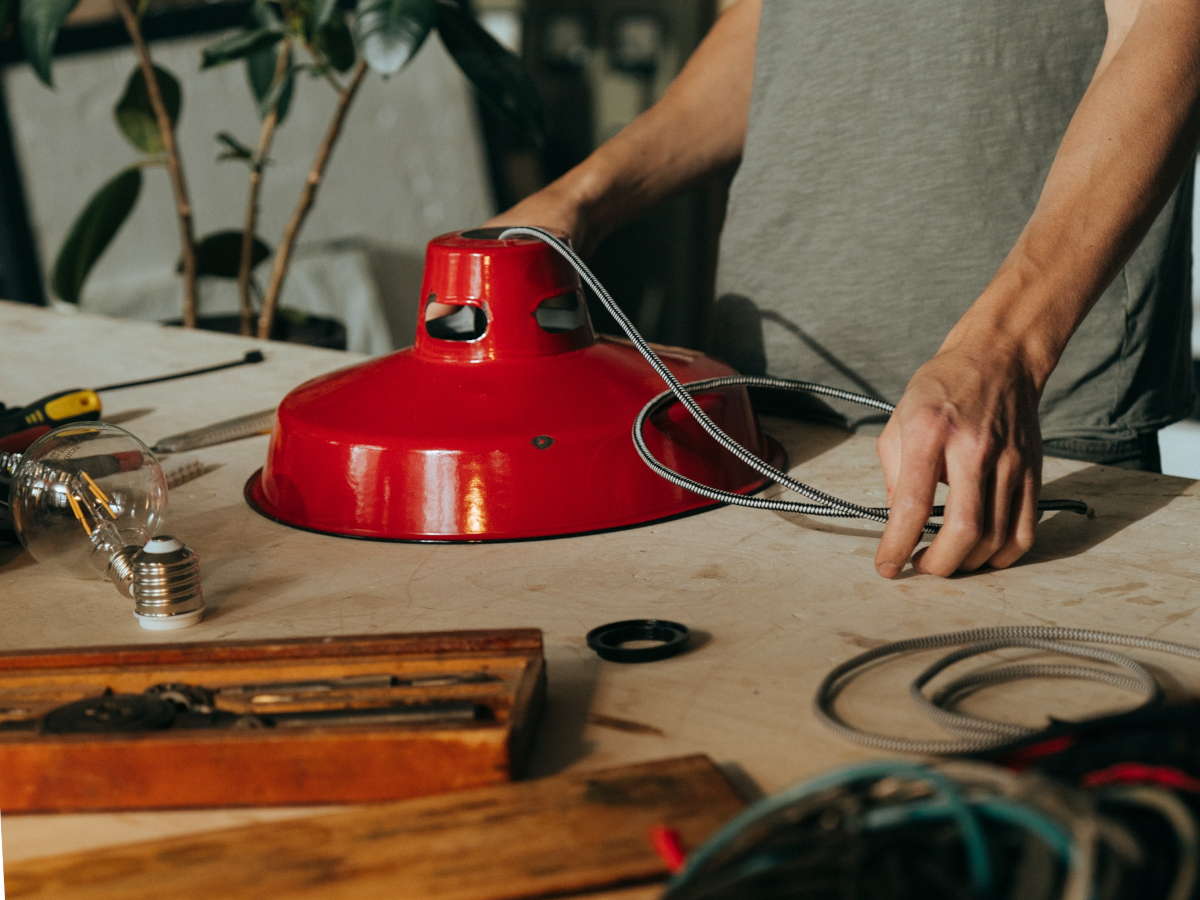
[245,229,784,541]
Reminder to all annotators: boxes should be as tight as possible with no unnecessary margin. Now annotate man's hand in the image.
[874,341,1044,578]
[870,0,1200,579]
[484,183,593,254]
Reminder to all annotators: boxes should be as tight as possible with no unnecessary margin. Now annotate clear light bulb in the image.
[10,423,167,580]
[4,423,206,630]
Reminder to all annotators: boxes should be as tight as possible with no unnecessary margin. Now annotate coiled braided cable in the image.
[909,640,1161,740]
[499,226,1090,533]
[813,626,1200,755]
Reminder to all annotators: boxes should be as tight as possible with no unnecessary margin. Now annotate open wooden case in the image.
[0,628,545,812]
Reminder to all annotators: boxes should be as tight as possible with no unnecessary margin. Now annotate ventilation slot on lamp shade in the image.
[425,296,489,342]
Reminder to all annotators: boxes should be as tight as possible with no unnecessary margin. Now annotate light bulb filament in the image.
[65,490,94,536]
[79,471,117,518]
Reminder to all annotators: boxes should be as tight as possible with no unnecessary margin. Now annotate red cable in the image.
[1001,736,1075,770]
[650,824,687,873]
[1082,762,1200,792]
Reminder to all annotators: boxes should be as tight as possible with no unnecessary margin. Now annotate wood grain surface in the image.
[3,755,743,899]
[0,629,543,812]
[1,301,1197,864]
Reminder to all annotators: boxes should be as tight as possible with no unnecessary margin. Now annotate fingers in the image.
[956,450,1020,573]
[877,429,1038,577]
[872,344,1045,578]
[913,448,988,577]
[989,469,1040,569]
[875,427,942,578]
[906,447,1039,576]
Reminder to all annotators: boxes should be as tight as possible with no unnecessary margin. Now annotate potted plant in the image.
[8,0,542,340]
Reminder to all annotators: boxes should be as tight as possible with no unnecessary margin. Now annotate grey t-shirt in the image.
[712,0,1194,440]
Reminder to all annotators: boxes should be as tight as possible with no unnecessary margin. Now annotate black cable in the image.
[95,350,265,392]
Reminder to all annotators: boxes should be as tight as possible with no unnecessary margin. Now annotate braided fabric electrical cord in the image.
[499,226,1090,534]
[660,760,1198,900]
[813,626,1200,755]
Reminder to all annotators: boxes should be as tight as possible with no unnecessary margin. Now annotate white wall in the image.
[4,30,494,349]
[1156,157,1200,478]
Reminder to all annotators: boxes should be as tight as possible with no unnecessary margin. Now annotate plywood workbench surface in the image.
[1,300,1197,867]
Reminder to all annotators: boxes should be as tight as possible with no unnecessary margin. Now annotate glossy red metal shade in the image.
[246,229,783,541]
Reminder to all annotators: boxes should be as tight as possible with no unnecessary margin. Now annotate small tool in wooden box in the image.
[0,628,544,812]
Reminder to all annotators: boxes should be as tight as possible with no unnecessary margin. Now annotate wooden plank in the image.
[2,728,510,811]
[4,755,743,900]
[0,629,545,672]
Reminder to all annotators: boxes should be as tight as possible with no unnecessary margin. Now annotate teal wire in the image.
[664,761,994,897]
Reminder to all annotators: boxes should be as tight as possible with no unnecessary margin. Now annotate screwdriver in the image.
[0,351,265,454]
[0,388,102,450]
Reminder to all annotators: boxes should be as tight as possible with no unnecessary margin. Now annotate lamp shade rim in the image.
[245,432,786,543]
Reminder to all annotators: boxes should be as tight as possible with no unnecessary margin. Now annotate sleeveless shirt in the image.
[712,0,1194,440]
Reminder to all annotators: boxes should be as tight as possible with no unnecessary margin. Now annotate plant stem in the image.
[257,59,368,339]
[310,57,346,94]
[318,67,346,95]
[238,41,291,336]
[298,29,345,93]
[114,0,198,328]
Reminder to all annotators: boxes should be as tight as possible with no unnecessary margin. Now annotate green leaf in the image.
[187,231,273,279]
[353,0,435,76]
[114,64,182,154]
[250,0,284,31]
[312,0,339,31]
[215,131,254,164]
[246,44,295,123]
[19,0,79,86]
[435,0,544,146]
[316,15,356,73]
[52,168,142,304]
[202,28,282,69]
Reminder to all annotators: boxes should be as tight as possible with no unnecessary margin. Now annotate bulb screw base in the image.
[127,535,206,630]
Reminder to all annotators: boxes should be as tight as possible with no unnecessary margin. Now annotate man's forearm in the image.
[944,0,1200,383]
[877,0,1200,579]
[543,0,761,241]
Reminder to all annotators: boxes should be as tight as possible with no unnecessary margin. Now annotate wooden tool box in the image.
[0,628,544,812]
